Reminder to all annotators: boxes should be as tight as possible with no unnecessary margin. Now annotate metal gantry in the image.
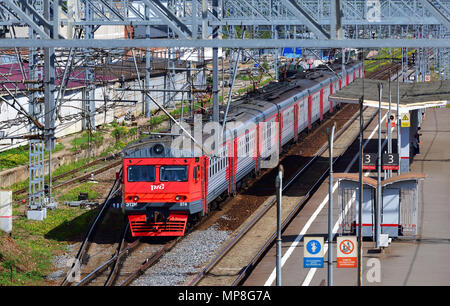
[0,0,449,218]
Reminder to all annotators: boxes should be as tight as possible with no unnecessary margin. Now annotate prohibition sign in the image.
[339,239,354,255]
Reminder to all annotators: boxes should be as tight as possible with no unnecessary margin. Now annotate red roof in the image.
[0,62,118,92]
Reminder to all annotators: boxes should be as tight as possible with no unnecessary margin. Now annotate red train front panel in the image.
[123,156,207,237]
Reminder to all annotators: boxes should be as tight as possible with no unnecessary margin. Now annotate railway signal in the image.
[386,114,396,127]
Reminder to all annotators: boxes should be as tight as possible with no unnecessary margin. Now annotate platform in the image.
[329,79,450,111]
[243,107,450,286]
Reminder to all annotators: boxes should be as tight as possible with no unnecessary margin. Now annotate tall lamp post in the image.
[327,123,336,286]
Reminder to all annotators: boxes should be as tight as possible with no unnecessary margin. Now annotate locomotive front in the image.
[122,142,206,237]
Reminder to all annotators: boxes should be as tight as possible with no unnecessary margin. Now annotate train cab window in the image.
[160,166,188,182]
[127,165,155,182]
[193,166,199,180]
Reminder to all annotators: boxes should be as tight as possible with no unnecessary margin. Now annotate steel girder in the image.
[0,38,449,48]
[1,1,450,38]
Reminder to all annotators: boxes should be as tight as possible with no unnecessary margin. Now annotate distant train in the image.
[121,60,364,237]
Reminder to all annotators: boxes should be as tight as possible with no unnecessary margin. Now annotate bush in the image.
[111,126,128,143]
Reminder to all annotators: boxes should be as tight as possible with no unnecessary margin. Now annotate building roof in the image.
[333,172,425,188]
[329,79,450,111]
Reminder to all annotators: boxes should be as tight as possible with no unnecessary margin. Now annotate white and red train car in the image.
[121,61,364,237]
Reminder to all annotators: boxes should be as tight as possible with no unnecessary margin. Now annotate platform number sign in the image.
[382,153,399,170]
[362,153,376,170]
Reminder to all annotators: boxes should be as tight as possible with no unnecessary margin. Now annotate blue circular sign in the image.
[306,240,321,255]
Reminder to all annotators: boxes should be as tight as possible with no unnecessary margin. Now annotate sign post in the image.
[275,165,283,286]
[304,237,324,268]
[357,96,364,286]
[327,123,336,286]
[337,236,358,268]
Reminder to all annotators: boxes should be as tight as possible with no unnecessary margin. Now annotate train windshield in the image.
[127,165,155,182]
[160,166,188,182]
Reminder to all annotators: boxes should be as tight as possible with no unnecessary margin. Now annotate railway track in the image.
[60,103,355,286]
[187,62,400,286]
[68,213,196,286]
[187,64,398,286]
[60,170,122,286]
[366,62,401,80]
[188,105,379,286]
[59,63,399,287]
[12,153,122,205]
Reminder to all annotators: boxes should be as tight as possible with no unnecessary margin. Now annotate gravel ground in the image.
[46,244,77,281]
[131,225,231,286]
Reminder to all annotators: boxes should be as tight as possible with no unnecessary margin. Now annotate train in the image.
[120,60,364,237]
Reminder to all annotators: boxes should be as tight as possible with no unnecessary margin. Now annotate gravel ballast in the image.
[132,225,231,286]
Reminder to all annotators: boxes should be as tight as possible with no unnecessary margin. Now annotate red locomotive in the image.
[122,61,364,237]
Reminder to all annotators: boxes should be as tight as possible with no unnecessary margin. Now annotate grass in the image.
[56,182,100,202]
[70,131,104,152]
[0,205,99,285]
[0,143,64,172]
[0,231,49,286]
[4,157,95,198]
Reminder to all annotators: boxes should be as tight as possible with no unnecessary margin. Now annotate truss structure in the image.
[0,0,449,215]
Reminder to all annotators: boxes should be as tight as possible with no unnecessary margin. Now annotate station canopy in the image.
[329,79,450,111]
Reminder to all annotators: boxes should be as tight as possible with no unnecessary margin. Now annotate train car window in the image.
[245,130,250,155]
[160,166,188,182]
[127,165,155,182]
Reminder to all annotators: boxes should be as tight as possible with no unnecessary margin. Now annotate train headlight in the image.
[175,195,181,201]
[153,144,164,155]
[133,196,139,202]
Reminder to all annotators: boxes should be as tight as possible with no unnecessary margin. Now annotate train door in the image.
[232,136,238,195]
[294,103,299,142]
[308,95,312,130]
[319,89,324,121]
[255,123,260,174]
[227,141,234,195]
[278,112,282,152]
[201,157,208,214]
[329,83,334,113]
[298,98,306,132]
